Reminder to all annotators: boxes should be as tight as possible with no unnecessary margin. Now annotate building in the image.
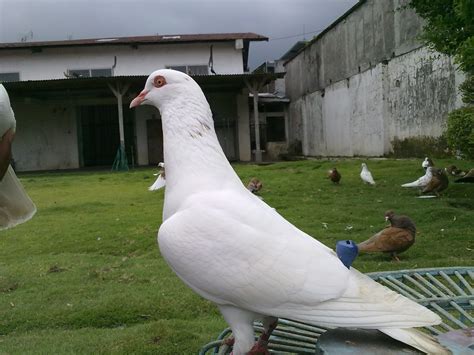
[284,0,464,157]
[0,33,278,171]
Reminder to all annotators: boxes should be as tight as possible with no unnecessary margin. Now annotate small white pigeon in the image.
[0,84,36,230]
[130,69,448,355]
[360,163,376,185]
[401,166,433,188]
[149,162,166,191]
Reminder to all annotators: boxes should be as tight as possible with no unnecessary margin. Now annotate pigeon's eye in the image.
[153,76,167,88]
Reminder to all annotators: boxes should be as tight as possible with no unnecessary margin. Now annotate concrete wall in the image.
[0,41,244,80]
[12,102,79,171]
[285,0,463,156]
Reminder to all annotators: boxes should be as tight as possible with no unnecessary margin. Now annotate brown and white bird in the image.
[358,211,416,262]
[327,168,341,184]
[422,168,449,196]
[247,177,263,194]
[454,168,474,183]
[149,162,166,191]
[422,157,434,170]
[445,165,466,177]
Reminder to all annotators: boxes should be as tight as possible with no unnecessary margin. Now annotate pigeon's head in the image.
[361,163,367,169]
[384,210,395,221]
[130,69,203,110]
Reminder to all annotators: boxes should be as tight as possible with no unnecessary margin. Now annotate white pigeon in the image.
[0,84,36,230]
[401,166,433,188]
[130,69,448,355]
[149,162,166,191]
[360,163,376,185]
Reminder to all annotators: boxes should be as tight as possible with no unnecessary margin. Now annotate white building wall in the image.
[0,42,244,80]
[293,47,461,157]
[12,102,79,171]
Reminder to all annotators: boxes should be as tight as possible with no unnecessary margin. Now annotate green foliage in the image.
[446,106,474,158]
[460,74,474,104]
[0,161,473,353]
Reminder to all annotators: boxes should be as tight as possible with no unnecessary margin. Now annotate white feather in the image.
[402,167,433,188]
[360,163,376,185]
[148,174,166,191]
[132,69,447,354]
[0,85,36,230]
[0,166,36,230]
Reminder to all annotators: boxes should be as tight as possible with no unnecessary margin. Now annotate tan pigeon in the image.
[358,211,416,262]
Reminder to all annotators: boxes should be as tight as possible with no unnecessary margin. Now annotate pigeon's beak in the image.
[129,89,149,108]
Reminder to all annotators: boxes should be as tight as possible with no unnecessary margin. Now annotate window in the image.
[68,68,112,78]
[0,72,20,82]
[166,65,208,75]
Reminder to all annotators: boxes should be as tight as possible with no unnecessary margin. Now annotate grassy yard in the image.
[0,158,472,354]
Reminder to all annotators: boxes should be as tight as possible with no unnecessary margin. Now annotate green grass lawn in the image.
[0,159,472,354]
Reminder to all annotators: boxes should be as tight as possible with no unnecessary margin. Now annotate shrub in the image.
[446,106,474,159]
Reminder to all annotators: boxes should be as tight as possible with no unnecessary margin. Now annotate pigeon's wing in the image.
[148,174,166,191]
[159,189,439,329]
[0,166,36,230]
[358,227,413,253]
[361,171,375,185]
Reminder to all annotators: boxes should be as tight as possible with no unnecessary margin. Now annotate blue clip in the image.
[336,240,358,269]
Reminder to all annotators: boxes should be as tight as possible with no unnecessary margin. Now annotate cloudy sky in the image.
[0,0,357,69]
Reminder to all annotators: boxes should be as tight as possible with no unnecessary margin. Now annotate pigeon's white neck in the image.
[158,94,243,219]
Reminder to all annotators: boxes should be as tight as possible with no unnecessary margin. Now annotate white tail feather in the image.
[380,328,450,354]
[0,166,36,230]
[148,174,166,191]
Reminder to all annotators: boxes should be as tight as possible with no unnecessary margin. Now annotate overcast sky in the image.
[0,0,358,69]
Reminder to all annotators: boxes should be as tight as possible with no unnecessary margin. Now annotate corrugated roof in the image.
[3,73,284,100]
[0,33,268,50]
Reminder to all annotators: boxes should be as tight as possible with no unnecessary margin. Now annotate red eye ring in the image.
[153,75,167,88]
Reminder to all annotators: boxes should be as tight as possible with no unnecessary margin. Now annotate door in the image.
[147,119,164,165]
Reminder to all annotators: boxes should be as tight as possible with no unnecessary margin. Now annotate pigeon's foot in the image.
[391,254,400,262]
[223,336,235,346]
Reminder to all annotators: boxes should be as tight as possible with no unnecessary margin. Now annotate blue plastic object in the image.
[336,240,358,269]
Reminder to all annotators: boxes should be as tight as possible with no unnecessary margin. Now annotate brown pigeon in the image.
[422,168,449,196]
[327,168,341,184]
[357,211,416,262]
[247,178,263,194]
[445,165,466,177]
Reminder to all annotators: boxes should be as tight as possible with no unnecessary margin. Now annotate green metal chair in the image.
[199,266,473,354]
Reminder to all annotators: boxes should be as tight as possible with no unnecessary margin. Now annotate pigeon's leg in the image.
[391,252,400,262]
[218,305,256,355]
[248,316,278,354]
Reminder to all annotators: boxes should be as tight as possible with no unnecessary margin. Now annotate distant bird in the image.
[454,168,474,183]
[327,168,341,184]
[0,84,36,230]
[360,163,375,185]
[422,168,449,196]
[401,167,433,189]
[149,162,166,191]
[422,157,434,170]
[445,165,467,177]
[247,177,263,194]
[358,211,416,262]
[129,69,448,355]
